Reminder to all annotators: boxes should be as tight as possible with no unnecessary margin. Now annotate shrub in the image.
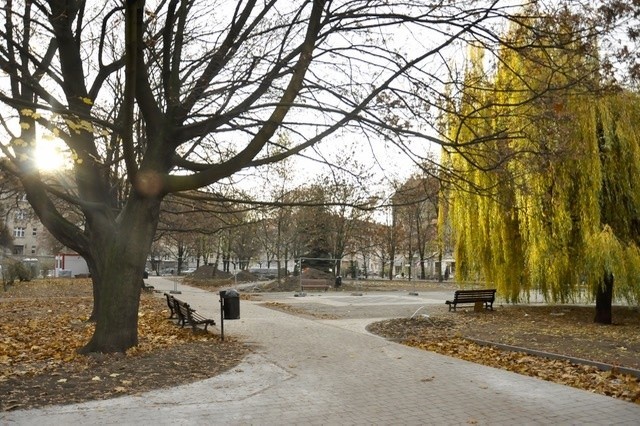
[2,260,32,285]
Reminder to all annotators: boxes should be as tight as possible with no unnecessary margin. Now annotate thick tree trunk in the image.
[79,197,160,353]
[79,262,142,353]
[594,272,614,324]
[86,257,101,322]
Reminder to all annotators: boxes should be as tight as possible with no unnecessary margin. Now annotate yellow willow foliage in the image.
[446,48,527,297]
[512,96,596,299]
[450,185,481,281]
[449,90,640,304]
[621,244,640,304]
[579,94,640,305]
[436,174,451,260]
[584,226,627,293]
[597,94,640,240]
[445,11,640,305]
[447,47,494,284]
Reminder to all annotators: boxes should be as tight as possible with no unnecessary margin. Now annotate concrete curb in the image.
[467,337,640,378]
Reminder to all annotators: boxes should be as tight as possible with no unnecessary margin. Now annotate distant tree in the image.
[36,226,64,257]
[393,174,440,279]
[295,186,334,273]
[385,203,401,280]
[258,134,297,278]
[367,219,393,279]
[0,223,13,253]
[323,173,373,277]
[230,218,260,270]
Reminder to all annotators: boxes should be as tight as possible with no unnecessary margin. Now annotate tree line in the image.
[153,169,443,281]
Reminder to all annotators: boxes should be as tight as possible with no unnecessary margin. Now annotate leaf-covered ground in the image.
[4,278,639,410]
[0,279,248,412]
[366,306,640,405]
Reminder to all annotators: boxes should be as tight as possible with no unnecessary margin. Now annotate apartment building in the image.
[2,193,51,259]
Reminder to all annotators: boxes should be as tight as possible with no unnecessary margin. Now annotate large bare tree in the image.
[0,0,595,352]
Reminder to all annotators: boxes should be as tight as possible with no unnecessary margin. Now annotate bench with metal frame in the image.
[445,289,496,311]
[165,293,215,331]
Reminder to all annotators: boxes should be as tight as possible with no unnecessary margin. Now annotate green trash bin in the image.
[220,289,240,319]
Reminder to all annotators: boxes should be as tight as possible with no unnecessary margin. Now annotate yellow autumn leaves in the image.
[0,289,216,381]
[407,336,640,403]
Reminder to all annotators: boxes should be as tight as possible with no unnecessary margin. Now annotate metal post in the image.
[219,292,225,341]
[170,274,181,294]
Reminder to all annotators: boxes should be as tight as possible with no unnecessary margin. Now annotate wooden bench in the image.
[167,294,216,331]
[300,280,330,292]
[445,289,496,311]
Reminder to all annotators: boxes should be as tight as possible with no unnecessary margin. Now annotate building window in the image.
[15,210,27,220]
[32,227,37,236]
[31,245,36,254]
[14,227,25,238]
[13,245,24,255]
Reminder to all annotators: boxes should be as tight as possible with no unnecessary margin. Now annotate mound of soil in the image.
[235,270,258,282]
[189,265,231,279]
[260,278,299,292]
[189,266,257,282]
[260,268,334,292]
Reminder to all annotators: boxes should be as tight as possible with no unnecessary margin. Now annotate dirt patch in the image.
[365,305,640,370]
[188,265,231,280]
[0,279,249,412]
[261,301,339,320]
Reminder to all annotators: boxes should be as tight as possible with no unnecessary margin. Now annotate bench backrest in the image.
[183,302,197,321]
[453,289,496,302]
[165,293,176,311]
[172,297,190,322]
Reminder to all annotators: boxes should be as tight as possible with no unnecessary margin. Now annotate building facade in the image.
[8,195,42,256]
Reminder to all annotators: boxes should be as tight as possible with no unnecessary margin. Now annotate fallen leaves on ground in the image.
[0,279,249,411]
[367,314,640,405]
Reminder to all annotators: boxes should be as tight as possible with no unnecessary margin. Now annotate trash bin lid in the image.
[224,288,239,297]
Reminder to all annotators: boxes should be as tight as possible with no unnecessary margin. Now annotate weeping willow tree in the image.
[444,8,640,323]
[445,44,527,302]
[586,94,640,322]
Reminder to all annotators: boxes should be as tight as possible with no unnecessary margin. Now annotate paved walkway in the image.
[3,277,640,425]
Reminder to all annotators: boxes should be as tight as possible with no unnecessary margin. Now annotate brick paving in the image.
[3,277,640,425]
